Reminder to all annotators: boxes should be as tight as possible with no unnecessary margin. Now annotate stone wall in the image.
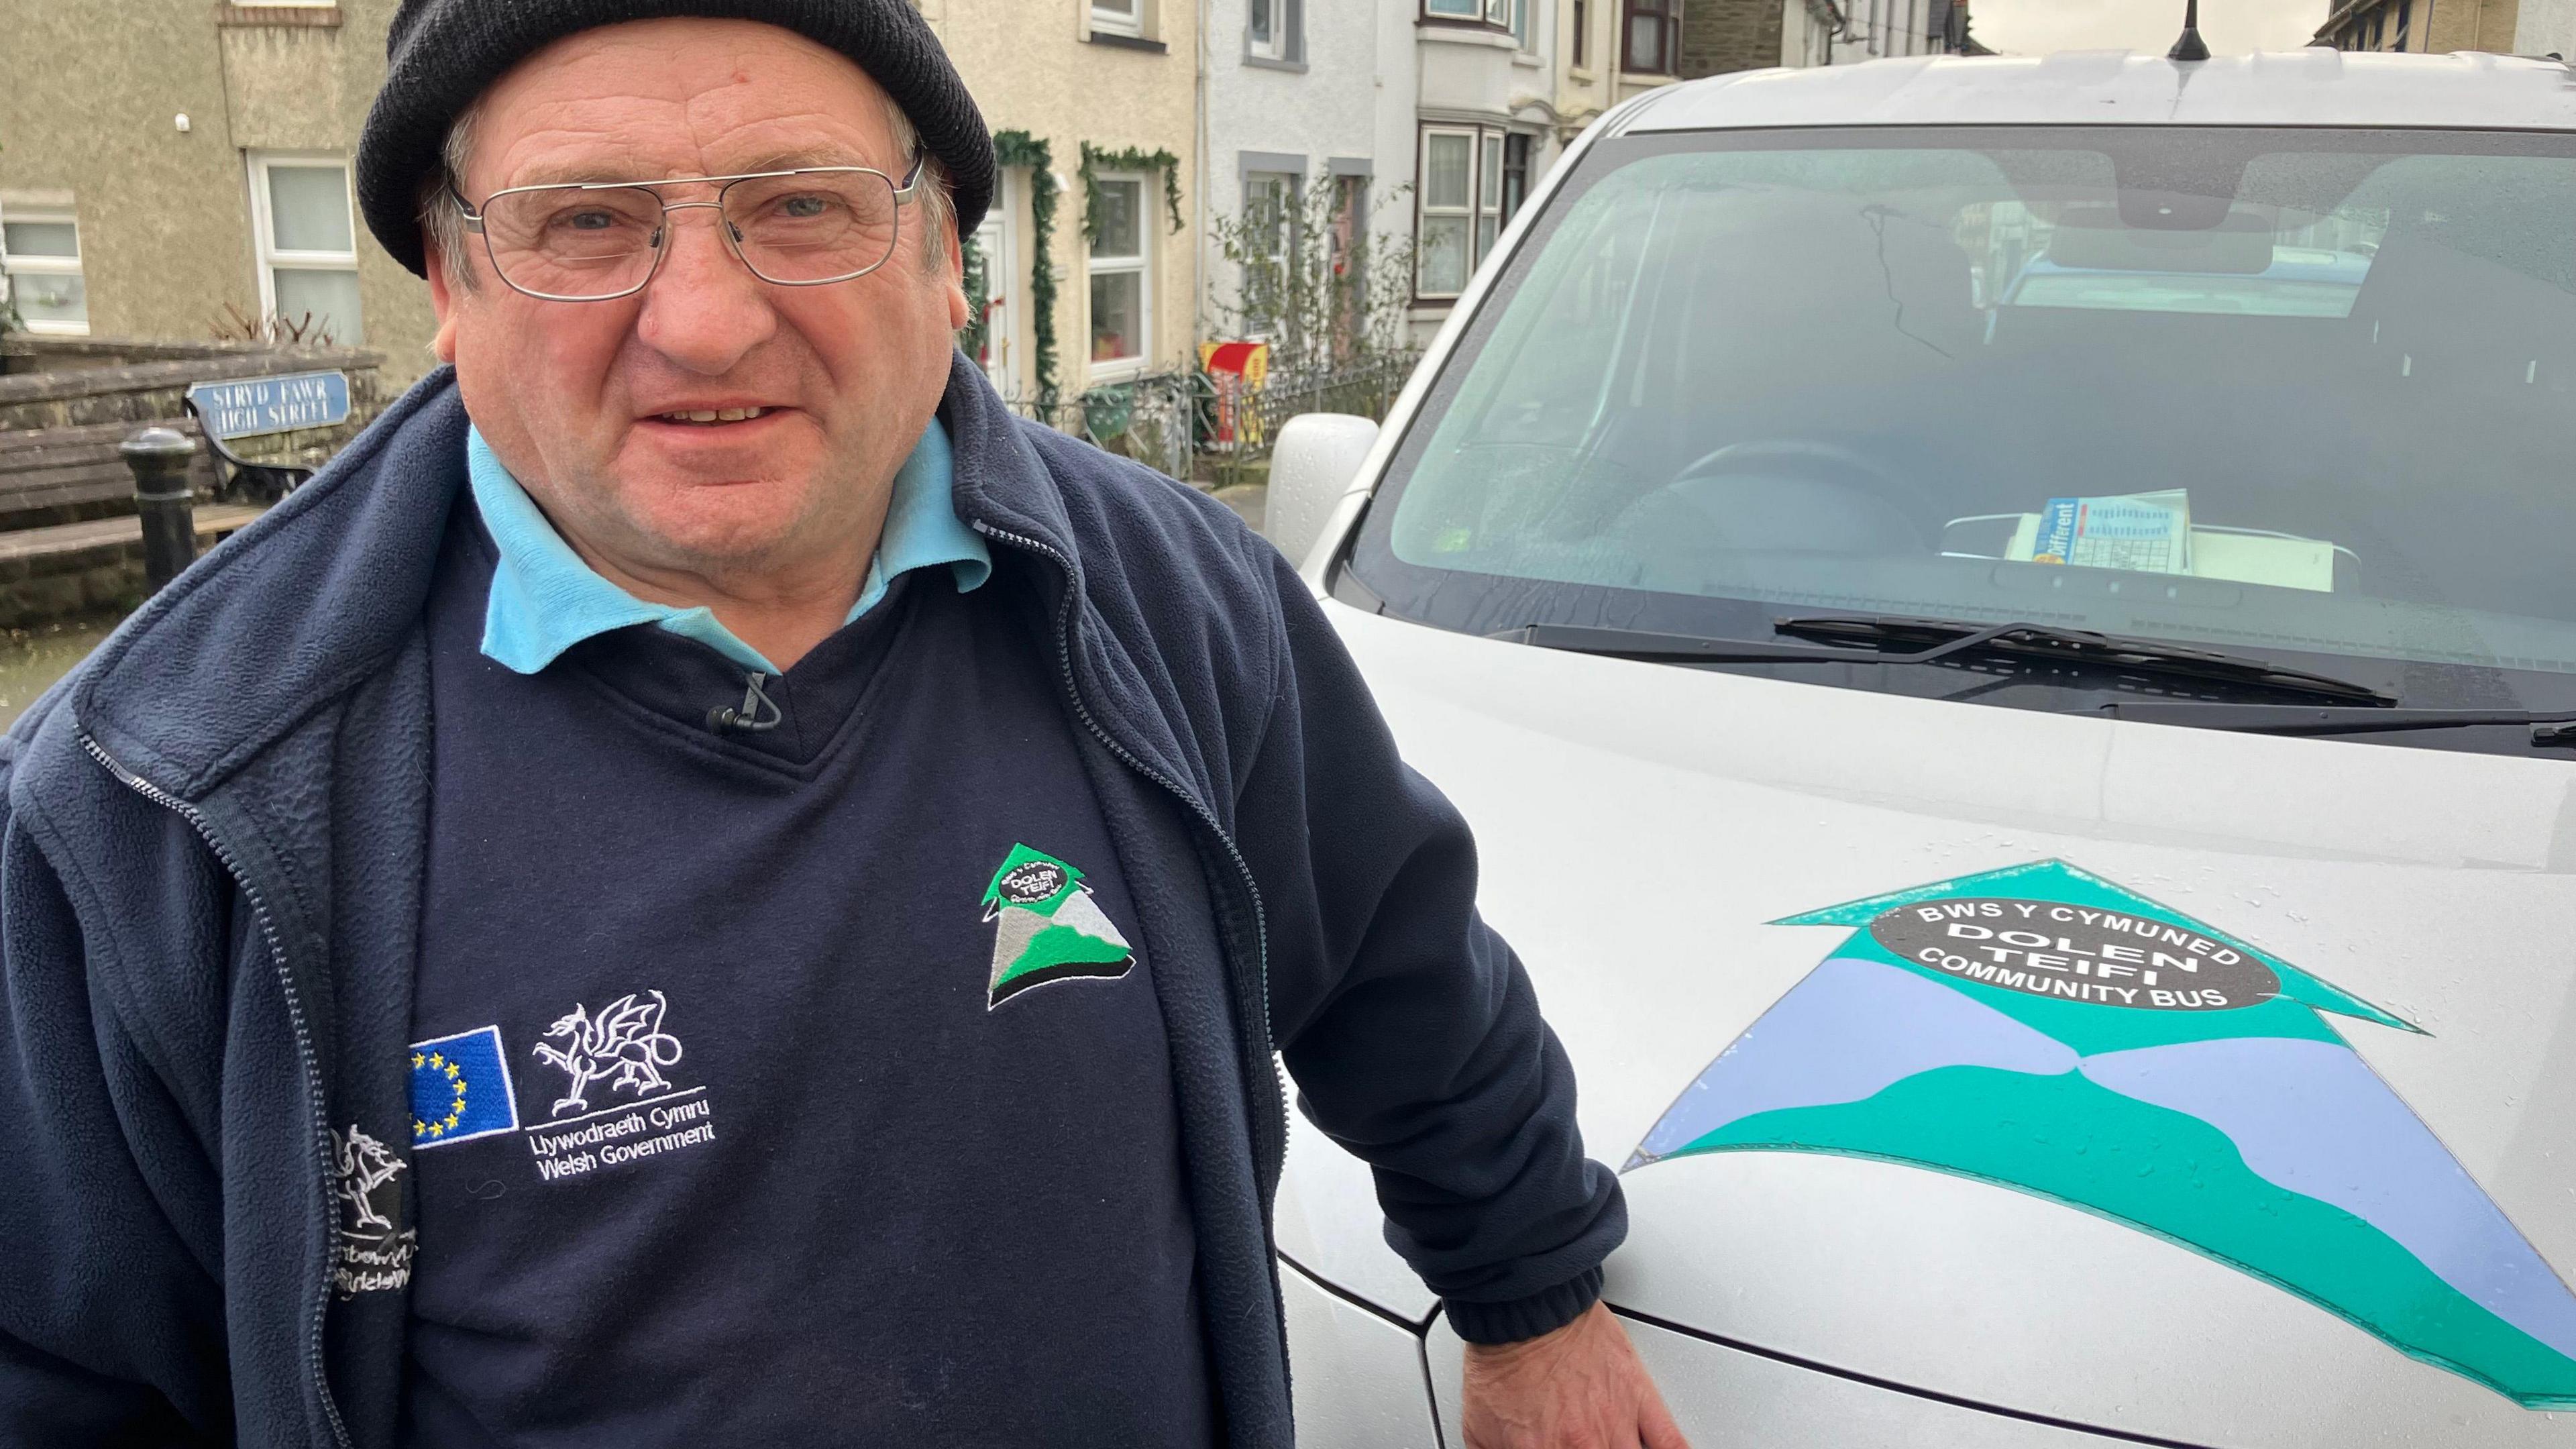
[1678,0,1786,77]
[0,508,266,626]
[0,337,384,431]
[0,531,160,625]
[0,336,384,527]
[0,335,316,376]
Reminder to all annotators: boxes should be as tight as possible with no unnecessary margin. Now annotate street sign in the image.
[185,370,351,441]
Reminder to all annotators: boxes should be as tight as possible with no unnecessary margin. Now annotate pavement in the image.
[1210,483,1267,537]
[0,615,119,730]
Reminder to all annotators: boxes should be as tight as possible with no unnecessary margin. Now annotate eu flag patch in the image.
[409,1026,521,1148]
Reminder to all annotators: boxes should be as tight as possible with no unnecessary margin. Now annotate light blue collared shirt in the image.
[468,421,991,676]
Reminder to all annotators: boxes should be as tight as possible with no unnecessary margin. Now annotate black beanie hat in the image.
[356,0,996,278]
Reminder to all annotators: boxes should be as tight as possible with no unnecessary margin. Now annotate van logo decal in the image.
[1629,858,2576,1409]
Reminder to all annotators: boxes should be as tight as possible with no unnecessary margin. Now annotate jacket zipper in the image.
[971,521,1293,1177]
[79,732,357,1449]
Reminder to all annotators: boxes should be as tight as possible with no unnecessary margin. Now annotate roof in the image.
[1618,50,2576,136]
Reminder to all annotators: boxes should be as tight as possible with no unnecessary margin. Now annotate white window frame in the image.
[1090,0,1144,39]
[1248,0,1290,58]
[1416,125,1530,301]
[1421,0,1522,30]
[1415,127,1478,301]
[1242,170,1299,338]
[1477,132,1505,262]
[247,151,364,341]
[969,171,1020,396]
[0,205,89,337]
[1085,171,1153,380]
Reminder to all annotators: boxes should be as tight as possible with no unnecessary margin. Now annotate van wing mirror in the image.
[1266,413,1380,570]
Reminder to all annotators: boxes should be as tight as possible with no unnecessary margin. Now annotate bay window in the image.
[1417,130,1475,299]
[1415,126,1536,301]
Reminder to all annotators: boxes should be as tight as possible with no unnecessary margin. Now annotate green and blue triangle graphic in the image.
[982,843,1133,1008]
[1630,859,2576,1407]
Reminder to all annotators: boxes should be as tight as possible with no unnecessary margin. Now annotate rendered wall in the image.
[929,0,1203,397]
[0,3,437,384]
[1201,0,1404,343]
[2519,0,2576,54]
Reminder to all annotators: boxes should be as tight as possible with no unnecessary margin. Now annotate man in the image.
[0,4,1682,1446]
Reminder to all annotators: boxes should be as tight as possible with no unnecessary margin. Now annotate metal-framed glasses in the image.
[455,156,928,301]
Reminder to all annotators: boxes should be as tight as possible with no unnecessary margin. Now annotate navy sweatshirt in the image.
[398,509,1211,1444]
[0,356,1623,1448]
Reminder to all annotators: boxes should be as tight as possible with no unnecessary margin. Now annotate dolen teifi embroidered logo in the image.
[983,844,1134,1007]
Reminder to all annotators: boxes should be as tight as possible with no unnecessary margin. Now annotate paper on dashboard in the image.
[2030,489,2194,574]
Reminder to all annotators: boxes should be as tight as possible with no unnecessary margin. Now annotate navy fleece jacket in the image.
[0,354,1624,1448]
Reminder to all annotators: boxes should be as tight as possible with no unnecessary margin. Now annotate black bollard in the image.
[120,427,199,594]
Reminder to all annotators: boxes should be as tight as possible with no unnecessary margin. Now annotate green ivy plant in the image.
[1077,142,1185,244]
[989,129,1063,402]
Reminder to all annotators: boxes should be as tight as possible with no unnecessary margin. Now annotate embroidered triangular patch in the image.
[982,843,1133,1007]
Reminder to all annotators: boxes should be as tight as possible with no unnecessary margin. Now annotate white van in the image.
[1270,48,2576,1449]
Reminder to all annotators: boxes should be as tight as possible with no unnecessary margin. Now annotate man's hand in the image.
[1460,1301,1690,1448]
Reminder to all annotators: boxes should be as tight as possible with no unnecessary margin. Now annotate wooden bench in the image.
[0,416,214,526]
[184,369,352,502]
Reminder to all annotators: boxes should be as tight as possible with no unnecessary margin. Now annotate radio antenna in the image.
[2169,0,2212,60]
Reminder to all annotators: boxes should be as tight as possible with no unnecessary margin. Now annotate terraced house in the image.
[3,0,1883,415]
[0,0,1214,406]
[924,0,1205,403]
[2314,0,2532,52]
[1,0,432,380]
[1198,0,1415,361]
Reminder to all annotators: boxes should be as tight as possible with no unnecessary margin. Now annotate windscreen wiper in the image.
[1496,616,2395,706]
[2098,700,2576,747]
[1772,616,2396,705]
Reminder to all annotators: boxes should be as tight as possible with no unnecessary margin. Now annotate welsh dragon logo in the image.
[329,1122,415,1297]
[532,990,685,1117]
[332,1124,405,1232]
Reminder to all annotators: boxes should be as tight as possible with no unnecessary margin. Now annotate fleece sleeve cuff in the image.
[1442,1265,1605,1346]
